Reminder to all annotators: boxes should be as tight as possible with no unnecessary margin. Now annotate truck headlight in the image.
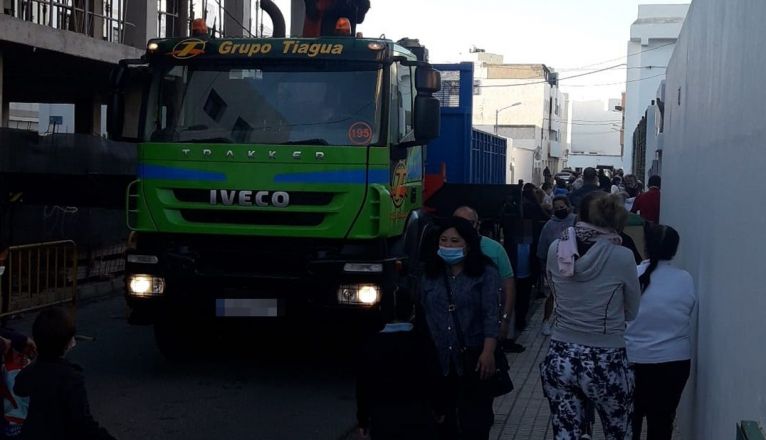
[128,274,165,297]
[337,284,380,306]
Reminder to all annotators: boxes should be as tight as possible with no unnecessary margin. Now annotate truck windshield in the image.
[146,63,383,145]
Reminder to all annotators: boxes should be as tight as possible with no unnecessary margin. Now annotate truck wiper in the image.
[281,139,329,145]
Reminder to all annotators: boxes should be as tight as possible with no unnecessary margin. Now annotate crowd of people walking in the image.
[356,167,696,440]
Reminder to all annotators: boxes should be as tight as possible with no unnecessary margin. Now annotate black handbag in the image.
[443,272,514,398]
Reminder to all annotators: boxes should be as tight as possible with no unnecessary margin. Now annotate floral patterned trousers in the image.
[540,340,635,440]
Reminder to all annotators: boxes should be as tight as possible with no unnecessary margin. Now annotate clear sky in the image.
[271,0,691,102]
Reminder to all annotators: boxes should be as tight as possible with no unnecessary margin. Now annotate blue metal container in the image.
[426,63,507,184]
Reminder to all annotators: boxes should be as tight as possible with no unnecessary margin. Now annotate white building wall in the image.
[473,80,547,128]
[662,0,766,438]
[471,62,564,181]
[569,99,623,170]
[623,4,689,173]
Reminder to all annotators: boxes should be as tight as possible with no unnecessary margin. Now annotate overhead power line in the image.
[477,64,626,88]
[566,121,623,126]
[558,65,667,72]
[561,73,668,88]
[561,42,677,71]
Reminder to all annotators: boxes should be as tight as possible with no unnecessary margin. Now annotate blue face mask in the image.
[438,246,466,265]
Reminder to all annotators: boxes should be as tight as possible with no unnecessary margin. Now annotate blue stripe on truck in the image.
[138,165,227,182]
[274,169,389,184]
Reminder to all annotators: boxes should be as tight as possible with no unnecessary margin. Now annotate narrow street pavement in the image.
[10,294,361,440]
[492,301,682,440]
[6,291,683,440]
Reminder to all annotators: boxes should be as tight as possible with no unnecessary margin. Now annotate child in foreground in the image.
[14,307,116,440]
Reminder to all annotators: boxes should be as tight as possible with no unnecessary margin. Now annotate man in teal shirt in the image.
[454,207,524,353]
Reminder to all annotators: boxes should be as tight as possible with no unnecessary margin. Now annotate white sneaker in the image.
[541,320,552,336]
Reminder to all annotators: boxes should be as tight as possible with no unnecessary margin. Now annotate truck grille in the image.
[173,189,334,206]
[180,210,324,226]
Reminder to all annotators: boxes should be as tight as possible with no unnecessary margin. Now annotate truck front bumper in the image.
[124,253,400,324]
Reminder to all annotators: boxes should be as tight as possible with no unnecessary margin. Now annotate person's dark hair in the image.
[612,176,621,186]
[648,175,661,188]
[33,307,76,359]
[582,167,598,184]
[639,224,680,292]
[552,195,571,207]
[577,190,607,222]
[542,182,552,191]
[522,183,539,203]
[424,216,494,279]
[588,193,628,231]
[556,179,566,188]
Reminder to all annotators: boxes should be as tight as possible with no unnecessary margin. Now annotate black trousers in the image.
[436,373,494,440]
[631,359,691,440]
[514,277,533,331]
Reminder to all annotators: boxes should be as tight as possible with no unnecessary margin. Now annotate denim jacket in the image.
[419,265,501,376]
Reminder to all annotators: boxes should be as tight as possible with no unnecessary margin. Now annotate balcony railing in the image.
[4,0,130,43]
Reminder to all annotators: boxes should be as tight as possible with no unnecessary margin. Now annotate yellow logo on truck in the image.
[391,160,408,208]
[171,38,206,59]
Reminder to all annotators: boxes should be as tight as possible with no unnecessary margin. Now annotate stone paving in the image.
[490,299,682,440]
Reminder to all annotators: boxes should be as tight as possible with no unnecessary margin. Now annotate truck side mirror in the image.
[414,96,440,142]
[414,66,441,143]
[107,63,149,142]
[415,66,441,94]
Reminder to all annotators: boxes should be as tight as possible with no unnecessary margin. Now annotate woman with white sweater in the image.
[541,193,641,440]
[625,225,696,440]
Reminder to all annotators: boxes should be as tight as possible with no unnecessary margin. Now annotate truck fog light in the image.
[337,284,380,306]
[128,274,165,297]
[357,285,379,305]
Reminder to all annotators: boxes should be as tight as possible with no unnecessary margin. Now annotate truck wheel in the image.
[154,319,198,361]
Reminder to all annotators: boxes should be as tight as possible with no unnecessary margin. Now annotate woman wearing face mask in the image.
[536,196,577,336]
[419,217,500,440]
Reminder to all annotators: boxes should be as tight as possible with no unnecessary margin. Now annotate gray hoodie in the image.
[546,238,641,348]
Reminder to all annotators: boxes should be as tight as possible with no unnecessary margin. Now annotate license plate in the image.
[215,298,280,317]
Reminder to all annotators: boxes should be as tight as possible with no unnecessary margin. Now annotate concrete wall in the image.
[623,3,688,173]
[661,0,766,437]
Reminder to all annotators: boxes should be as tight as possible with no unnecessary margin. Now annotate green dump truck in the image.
[108,24,441,356]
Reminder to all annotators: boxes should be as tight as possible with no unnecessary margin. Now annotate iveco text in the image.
[209,190,290,207]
